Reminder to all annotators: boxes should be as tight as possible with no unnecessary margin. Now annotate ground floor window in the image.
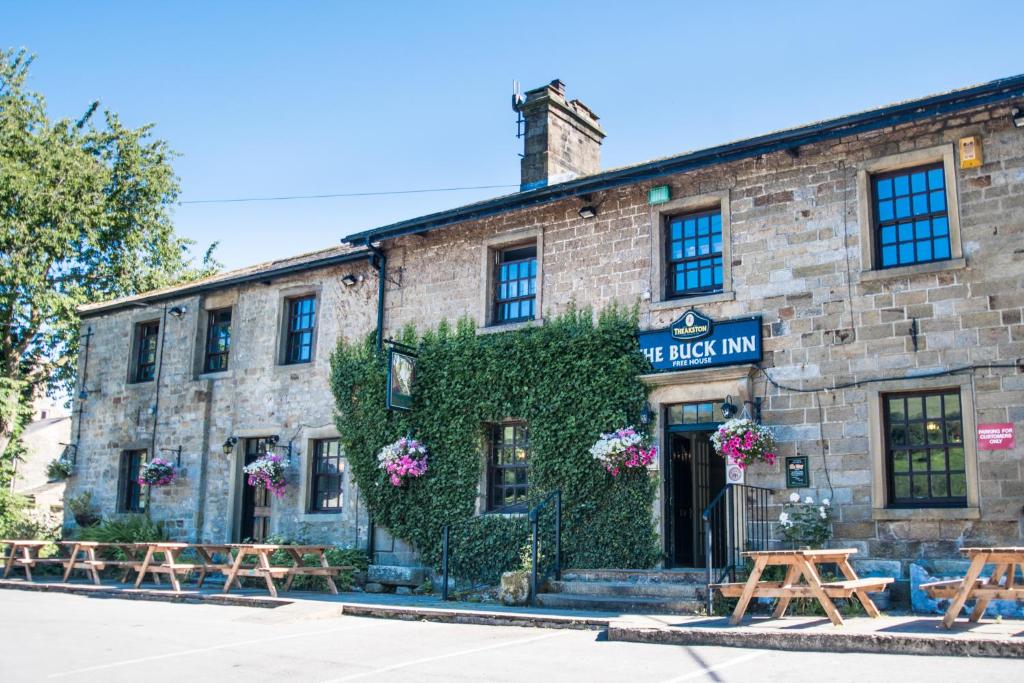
[118,449,147,512]
[310,439,343,512]
[883,389,966,507]
[486,421,529,512]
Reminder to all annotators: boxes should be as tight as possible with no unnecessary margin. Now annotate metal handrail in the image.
[701,483,773,614]
[528,490,561,605]
[440,489,561,603]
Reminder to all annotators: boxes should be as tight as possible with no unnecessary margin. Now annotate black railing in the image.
[528,490,561,606]
[701,483,773,614]
[440,490,561,603]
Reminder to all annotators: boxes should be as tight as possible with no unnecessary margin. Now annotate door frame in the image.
[663,422,723,568]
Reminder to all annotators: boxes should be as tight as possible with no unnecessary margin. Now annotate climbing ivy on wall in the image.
[329,306,661,583]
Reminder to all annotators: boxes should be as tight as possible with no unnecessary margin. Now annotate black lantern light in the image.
[720,395,738,419]
[222,437,238,456]
[640,401,652,426]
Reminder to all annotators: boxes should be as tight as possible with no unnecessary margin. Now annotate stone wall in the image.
[65,260,377,546]
[379,100,1024,576]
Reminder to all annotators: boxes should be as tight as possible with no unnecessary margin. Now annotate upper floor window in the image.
[118,449,146,513]
[487,421,530,512]
[310,439,343,513]
[284,295,316,364]
[494,245,537,324]
[203,308,232,373]
[132,321,160,383]
[883,389,965,507]
[665,209,723,298]
[873,164,951,269]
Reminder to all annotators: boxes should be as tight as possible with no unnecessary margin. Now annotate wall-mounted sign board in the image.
[786,455,809,488]
[638,310,762,372]
[978,423,1014,450]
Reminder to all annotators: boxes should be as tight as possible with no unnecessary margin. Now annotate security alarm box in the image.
[959,136,982,169]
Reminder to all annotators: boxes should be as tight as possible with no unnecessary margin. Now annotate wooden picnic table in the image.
[132,542,207,592]
[922,547,1024,629]
[59,541,162,585]
[1,540,59,582]
[712,548,894,626]
[194,543,350,598]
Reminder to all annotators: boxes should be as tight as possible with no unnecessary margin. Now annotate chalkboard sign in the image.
[786,456,809,488]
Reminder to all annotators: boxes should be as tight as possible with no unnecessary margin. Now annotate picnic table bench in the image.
[922,547,1024,628]
[59,541,162,585]
[133,542,207,592]
[711,548,893,626]
[1,540,62,581]
[195,543,351,598]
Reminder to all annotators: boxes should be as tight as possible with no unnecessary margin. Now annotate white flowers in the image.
[778,511,792,527]
[789,492,800,503]
[804,496,814,504]
[822,498,830,506]
[778,493,833,548]
[818,506,827,519]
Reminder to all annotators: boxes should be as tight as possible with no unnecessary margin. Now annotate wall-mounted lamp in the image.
[341,274,361,287]
[169,306,186,318]
[222,437,238,456]
[578,205,598,219]
[640,401,653,426]
[720,395,739,419]
[1012,106,1024,129]
[159,445,183,467]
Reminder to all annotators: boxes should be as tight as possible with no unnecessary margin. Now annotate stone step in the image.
[545,579,706,600]
[366,564,425,587]
[561,568,707,585]
[534,592,703,615]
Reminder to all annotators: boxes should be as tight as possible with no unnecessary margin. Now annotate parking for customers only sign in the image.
[978,423,1015,450]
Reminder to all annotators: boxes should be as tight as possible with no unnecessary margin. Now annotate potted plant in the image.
[377,436,428,487]
[777,492,832,549]
[137,458,177,488]
[46,458,74,481]
[710,418,777,469]
[589,426,656,477]
[67,492,100,527]
[243,453,288,498]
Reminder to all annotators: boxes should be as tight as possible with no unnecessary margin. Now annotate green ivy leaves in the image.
[329,305,661,583]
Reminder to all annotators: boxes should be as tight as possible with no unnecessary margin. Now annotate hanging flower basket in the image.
[377,436,428,487]
[46,458,74,481]
[243,453,287,498]
[710,418,777,469]
[137,458,177,487]
[589,426,656,478]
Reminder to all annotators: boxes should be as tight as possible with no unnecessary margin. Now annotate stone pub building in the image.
[67,74,1024,602]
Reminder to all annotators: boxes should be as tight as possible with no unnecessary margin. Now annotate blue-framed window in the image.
[494,245,537,324]
[666,210,723,298]
[118,450,146,513]
[874,164,950,269]
[284,295,316,364]
[203,308,232,373]
[487,421,529,512]
[132,321,160,383]
[309,439,343,512]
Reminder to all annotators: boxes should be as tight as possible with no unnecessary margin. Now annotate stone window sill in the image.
[196,370,233,381]
[298,511,344,521]
[859,257,966,283]
[872,506,979,521]
[478,319,542,336]
[649,290,735,311]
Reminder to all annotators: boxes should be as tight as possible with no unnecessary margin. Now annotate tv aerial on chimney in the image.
[512,80,525,139]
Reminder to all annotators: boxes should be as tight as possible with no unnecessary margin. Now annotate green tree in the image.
[0,48,218,482]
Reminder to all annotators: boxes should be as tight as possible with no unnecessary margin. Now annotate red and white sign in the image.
[977,423,1015,450]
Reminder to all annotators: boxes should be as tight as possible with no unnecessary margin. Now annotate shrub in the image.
[66,492,100,527]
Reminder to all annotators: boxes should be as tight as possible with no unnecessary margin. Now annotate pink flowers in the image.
[137,458,177,487]
[378,437,429,487]
[243,453,288,498]
[710,418,776,469]
[590,427,657,478]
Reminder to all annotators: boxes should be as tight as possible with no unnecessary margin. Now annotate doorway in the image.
[663,402,727,568]
[238,437,273,542]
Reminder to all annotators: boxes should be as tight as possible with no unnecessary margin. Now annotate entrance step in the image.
[537,568,707,614]
[534,592,703,614]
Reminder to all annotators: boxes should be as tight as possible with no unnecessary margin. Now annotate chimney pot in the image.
[517,80,604,191]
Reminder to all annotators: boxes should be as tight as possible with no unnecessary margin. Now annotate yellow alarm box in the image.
[959,136,982,169]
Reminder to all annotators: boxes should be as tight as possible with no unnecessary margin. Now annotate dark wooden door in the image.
[239,438,272,542]
[666,430,726,568]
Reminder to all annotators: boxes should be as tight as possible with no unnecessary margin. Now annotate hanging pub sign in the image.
[386,341,417,411]
[638,309,762,372]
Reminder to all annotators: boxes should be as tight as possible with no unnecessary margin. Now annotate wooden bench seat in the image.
[714,577,893,600]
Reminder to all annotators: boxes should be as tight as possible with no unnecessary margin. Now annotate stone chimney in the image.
[516,79,605,191]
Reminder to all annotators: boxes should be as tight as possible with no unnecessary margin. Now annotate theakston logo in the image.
[670,309,713,341]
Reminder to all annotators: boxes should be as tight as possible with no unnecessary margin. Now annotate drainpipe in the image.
[365,241,387,561]
[366,242,387,354]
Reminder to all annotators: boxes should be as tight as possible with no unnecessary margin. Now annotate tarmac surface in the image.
[2,589,1023,682]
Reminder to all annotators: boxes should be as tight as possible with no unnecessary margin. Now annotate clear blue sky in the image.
[6,2,1023,271]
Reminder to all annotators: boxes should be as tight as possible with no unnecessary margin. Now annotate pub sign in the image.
[639,310,762,372]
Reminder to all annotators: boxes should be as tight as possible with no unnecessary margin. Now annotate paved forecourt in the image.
[2,591,1023,682]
